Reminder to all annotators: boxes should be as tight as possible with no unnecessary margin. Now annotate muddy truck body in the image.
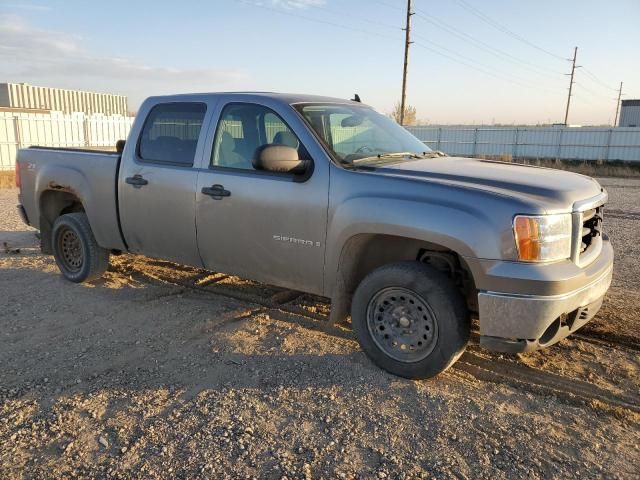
[16,93,614,378]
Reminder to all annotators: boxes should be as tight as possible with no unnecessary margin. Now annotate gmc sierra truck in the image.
[15,92,613,378]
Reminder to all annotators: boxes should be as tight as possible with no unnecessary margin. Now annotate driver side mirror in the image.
[253,145,310,175]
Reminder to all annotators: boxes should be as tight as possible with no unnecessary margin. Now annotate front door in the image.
[119,101,208,266]
[195,100,329,294]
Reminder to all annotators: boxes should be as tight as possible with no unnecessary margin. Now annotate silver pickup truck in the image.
[15,92,613,378]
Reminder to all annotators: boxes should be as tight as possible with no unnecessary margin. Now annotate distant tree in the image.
[390,101,417,126]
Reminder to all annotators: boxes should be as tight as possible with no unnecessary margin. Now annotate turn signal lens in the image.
[513,214,572,262]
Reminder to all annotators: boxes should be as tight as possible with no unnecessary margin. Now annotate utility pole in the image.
[563,46,580,125]
[613,81,623,127]
[400,0,413,125]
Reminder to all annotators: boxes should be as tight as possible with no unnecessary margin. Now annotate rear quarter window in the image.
[138,103,207,166]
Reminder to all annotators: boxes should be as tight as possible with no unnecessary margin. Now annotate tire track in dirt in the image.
[573,331,640,353]
[600,184,640,189]
[114,257,637,351]
[456,352,640,415]
[603,209,640,221]
[109,260,331,323]
[112,257,640,416]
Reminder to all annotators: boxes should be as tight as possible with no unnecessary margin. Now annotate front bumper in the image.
[476,238,613,353]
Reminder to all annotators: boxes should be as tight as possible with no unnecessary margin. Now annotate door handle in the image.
[202,184,231,199]
[125,174,148,187]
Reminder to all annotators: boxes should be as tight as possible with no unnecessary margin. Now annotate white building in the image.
[619,99,640,128]
[0,82,128,116]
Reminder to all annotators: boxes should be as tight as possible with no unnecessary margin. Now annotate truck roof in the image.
[144,92,369,107]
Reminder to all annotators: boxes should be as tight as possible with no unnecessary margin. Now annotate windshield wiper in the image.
[422,150,447,158]
[341,150,446,167]
[351,152,418,164]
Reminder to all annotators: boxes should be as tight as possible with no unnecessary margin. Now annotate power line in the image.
[234,0,401,42]
[350,0,562,83]
[571,95,606,107]
[574,82,616,102]
[236,0,544,93]
[372,0,565,84]
[294,0,402,31]
[417,1,620,106]
[411,9,564,79]
[411,33,559,92]
[364,3,562,92]
[441,0,623,109]
[364,1,563,94]
[369,0,405,11]
[340,1,617,102]
[237,0,549,94]
[237,0,618,126]
[412,41,548,91]
[450,0,566,61]
[581,67,619,92]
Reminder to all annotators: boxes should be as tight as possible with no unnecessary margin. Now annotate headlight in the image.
[513,214,572,262]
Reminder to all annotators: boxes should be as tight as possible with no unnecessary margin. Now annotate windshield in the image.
[294,103,432,165]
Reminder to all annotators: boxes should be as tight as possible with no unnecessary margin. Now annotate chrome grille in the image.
[579,205,603,256]
[572,191,607,267]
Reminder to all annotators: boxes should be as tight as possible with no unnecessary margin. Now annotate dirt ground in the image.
[1,178,639,480]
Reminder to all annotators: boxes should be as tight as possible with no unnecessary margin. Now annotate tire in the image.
[51,212,110,283]
[351,261,469,379]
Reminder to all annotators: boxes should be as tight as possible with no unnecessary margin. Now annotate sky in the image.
[0,0,638,125]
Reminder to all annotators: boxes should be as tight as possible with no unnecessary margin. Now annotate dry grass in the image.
[0,171,15,189]
[481,156,640,177]
[538,160,640,177]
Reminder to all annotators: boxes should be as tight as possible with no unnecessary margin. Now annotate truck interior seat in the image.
[144,135,185,163]
[218,131,249,168]
[231,138,254,161]
[272,131,300,149]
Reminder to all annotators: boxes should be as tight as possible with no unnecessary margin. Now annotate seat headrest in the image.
[273,131,299,149]
[221,131,236,150]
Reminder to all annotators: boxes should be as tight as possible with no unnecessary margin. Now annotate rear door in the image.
[195,98,329,294]
[119,101,210,266]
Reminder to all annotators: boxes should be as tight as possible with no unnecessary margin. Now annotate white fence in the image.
[0,111,135,170]
[4,114,640,169]
[405,126,640,162]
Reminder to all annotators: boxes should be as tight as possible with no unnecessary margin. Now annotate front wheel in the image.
[351,261,469,379]
[52,213,110,283]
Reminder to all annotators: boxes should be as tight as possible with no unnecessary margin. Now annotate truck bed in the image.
[17,146,126,251]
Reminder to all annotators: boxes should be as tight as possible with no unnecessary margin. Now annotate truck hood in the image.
[372,156,603,212]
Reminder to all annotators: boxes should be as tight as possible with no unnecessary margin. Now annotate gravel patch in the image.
[1,185,639,479]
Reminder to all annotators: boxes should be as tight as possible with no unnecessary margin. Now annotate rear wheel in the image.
[52,213,110,283]
[351,261,469,379]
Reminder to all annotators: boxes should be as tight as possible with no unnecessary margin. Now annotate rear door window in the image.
[138,103,207,166]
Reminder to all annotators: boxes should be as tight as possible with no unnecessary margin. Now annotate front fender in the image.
[324,195,512,295]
